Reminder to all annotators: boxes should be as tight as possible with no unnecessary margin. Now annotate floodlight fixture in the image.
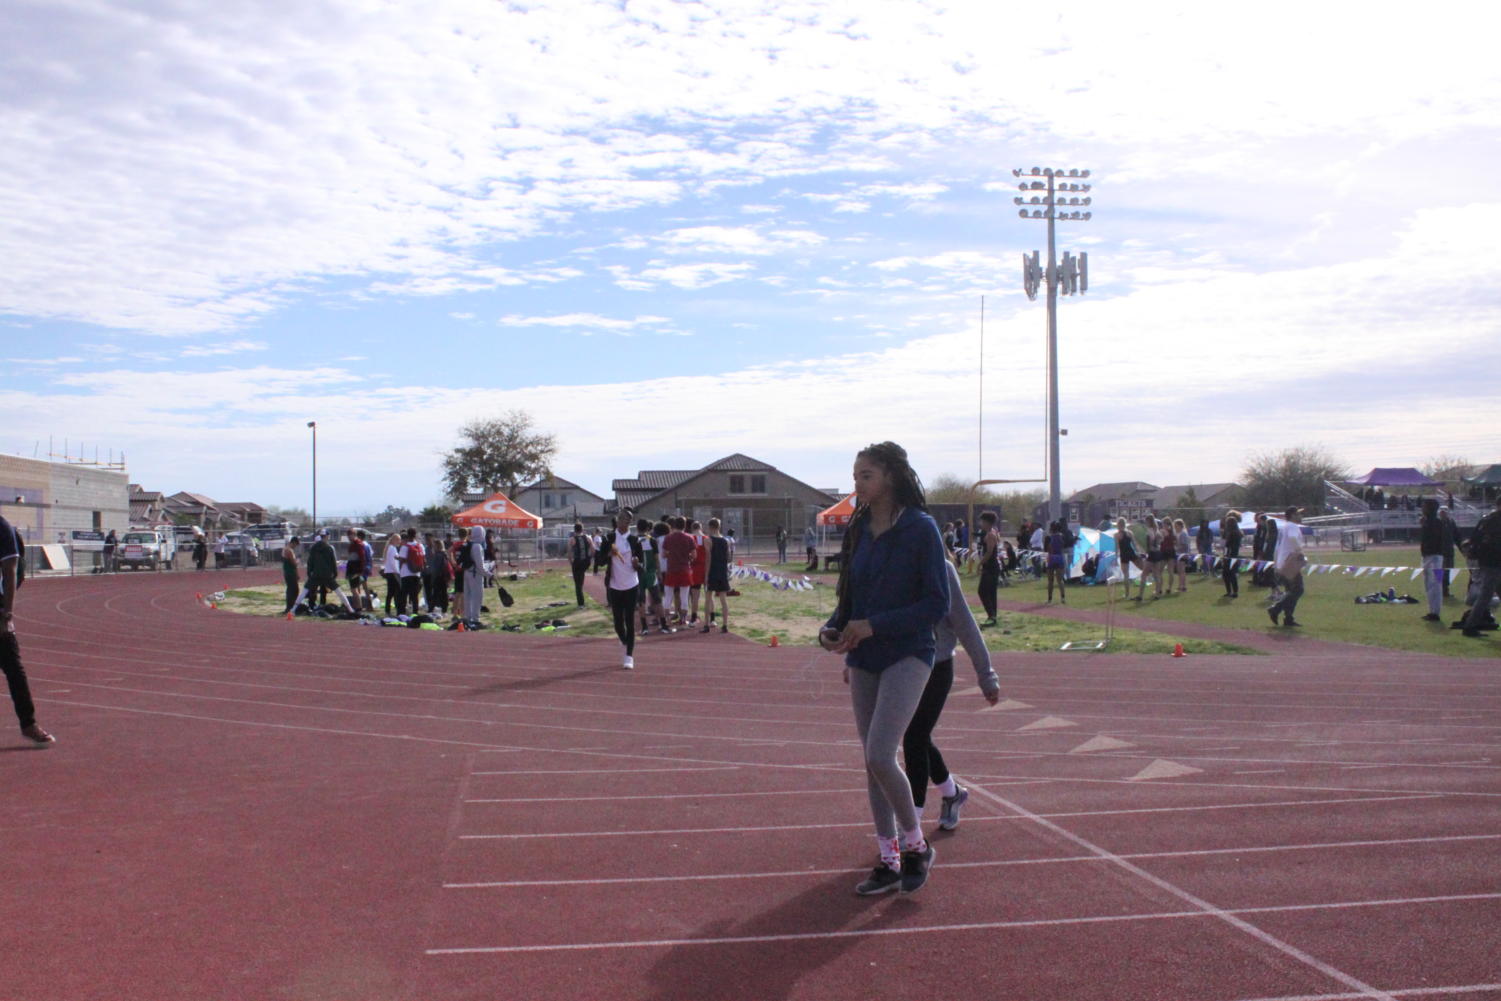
[1011,165,1097,524]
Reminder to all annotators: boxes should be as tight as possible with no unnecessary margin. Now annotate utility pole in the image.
[307,421,318,529]
[1016,166,1093,523]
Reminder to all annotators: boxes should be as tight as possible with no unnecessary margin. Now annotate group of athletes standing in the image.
[572,512,735,670]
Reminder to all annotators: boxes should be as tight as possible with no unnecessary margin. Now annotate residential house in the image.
[612,453,838,543]
[512,475,608,527]
[1066,481,1243,527]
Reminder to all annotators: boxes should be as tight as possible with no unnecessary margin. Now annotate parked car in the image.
[118,530,173,571]
[244,523,297,547]
[216,532,262,567]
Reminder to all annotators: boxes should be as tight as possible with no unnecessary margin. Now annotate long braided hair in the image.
[832,442,927,624]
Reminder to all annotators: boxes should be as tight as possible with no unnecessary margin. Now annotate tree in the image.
[441,411,557,499]
[1241,446,1350,512]
[264,505,311,527]
[926,474,1042,529]
[419,503,455,524]
[1421,454,1473,487]
[373,505,414,528]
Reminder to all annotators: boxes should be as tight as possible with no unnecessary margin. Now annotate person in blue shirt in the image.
[820,442,948,895]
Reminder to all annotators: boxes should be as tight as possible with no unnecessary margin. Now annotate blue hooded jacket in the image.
[826,507,949,673]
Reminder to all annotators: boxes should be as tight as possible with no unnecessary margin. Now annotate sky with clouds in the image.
[4,0,1499,515]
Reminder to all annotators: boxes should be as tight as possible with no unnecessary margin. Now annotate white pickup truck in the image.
[118,530,174,571]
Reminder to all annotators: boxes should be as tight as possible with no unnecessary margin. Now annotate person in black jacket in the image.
[1458,496,1501,638]
[1222,511,1243,598]
[1439,508,1457,598]
[568,522,593,607]
[1,515,52,744]
[1419,498,1444,621]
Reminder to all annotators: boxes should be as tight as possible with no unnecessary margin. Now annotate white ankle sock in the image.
[877,835,900,868]
[900,826,925,852]
[937,776,958,799]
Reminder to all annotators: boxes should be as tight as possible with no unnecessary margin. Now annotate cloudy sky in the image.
[4,0,1499,514]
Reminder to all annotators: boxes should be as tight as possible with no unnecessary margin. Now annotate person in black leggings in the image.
[1221,510,1242,597]
[904,560,1001,831]
[600,508,642,670]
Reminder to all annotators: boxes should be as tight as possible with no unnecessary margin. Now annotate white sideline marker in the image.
[978,698,1033,713]
[1070,735,1135,754]
[1020,716,1077,731]
[1130,759,1205,781]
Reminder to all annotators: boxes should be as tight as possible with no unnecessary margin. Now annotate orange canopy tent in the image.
[450,492,543,530]
[817,492,857,526]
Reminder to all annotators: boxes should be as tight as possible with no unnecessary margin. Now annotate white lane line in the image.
[470,766,743,776]
[1235,769,1287,775]
[457,793,1437,840]
[464,788,868,804]
[1229,983,1501,1001]
[444,833,1501,889]
[963,781,1403,1001]
[423,892,1501,956]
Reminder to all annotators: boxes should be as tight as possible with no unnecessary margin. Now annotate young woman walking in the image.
[819,442,949,895]
[600,509,643,669]
[903,560,1001,832]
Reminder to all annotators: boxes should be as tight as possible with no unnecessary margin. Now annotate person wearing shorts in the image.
[1045,520,1068,604]
[660,516,695,627]
[1115,519,1146,601]
[688,520,708,625]
[701,518,731,634]
[344,528,367,609]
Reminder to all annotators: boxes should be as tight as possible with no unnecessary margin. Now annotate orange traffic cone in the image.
[768,635,780,648]
[1172,642,1185,657]
[285,611,293,621]
[210,601,218,610]
[456,621,466,632]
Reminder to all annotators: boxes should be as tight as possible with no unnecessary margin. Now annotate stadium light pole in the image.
[307,421,317,530]
[1015,166,1092,524]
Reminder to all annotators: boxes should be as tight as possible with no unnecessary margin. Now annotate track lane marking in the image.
[963,781,1405,1001]
[444,832,1501,888]
[423,892,1501,956]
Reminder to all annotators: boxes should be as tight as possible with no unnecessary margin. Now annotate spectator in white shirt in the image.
[1268,508,1307,627]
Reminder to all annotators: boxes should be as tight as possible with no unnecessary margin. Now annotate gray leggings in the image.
[850,656,933,839]
[463,567,484,622]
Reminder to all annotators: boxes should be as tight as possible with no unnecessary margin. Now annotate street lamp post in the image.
[1016,166,1093,524]
[307,421,317,530]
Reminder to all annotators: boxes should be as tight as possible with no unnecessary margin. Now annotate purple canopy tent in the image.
[1347,467,1442,487]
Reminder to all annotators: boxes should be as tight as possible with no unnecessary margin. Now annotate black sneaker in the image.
[855,864,900,896]
[899,842,935,893]
[1267,608,1280,625]
[1421,613,1441,622]
[1283,618,1300,627]
[21,724,54,745]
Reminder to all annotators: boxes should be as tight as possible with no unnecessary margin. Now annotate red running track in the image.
[2,570,1500,1001]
